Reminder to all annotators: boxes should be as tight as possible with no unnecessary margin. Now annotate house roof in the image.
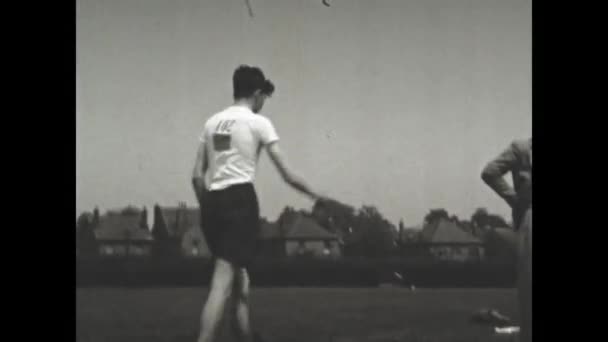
[420,218,482,244]
[159,206,200,237]
[282,215,338,240]
[94,214,152,241]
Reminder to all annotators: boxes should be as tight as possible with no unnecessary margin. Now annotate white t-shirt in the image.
[199,105,279,191]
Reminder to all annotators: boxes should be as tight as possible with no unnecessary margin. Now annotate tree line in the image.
[77,201,512,259]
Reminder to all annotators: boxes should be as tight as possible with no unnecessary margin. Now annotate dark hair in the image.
[233,65,275,99]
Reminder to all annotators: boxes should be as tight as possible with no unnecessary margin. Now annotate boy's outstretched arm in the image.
[265,141,324,202]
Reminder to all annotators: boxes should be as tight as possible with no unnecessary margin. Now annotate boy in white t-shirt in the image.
[192,65,326,342]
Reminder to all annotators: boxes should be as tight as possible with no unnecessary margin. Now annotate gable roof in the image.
[283,215,337,240]
[94,214,152,241]
[159,206,200,237]
[420,218,481,244]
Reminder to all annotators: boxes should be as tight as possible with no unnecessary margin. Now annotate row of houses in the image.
[78,205,485,262]
[77,204,343,259]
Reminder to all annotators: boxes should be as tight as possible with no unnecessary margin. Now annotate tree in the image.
[398,219,405,244]
[424,208,450,225]
[277,206,298,235]
[471,208,488,225]
[486,214,509,228]
[139,207,148,230]
[76,212,98,257]
[313,200,397,257]
[173,208,181,235]
[151,204,170,257]
[92,207,100,228]
[312,199,356,237]
[345,205,396,257]
[76,213,90,233]
[471,208,490,237]
[470,208,511,242]
[460,220,474,234]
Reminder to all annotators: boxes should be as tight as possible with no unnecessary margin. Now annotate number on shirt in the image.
[215,120,236,134]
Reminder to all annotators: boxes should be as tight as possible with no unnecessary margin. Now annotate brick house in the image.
[94,211,153,257]
[258,214,341,258]
[420,218,485,262]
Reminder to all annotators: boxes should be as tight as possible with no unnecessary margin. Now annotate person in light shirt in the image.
[192,65,327,342]
[482,138,532,342]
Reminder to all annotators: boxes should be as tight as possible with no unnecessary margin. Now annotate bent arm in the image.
[481,142,519,208]
[192,142,208,205]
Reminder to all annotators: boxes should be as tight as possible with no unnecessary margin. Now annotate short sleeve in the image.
[255,116,280,145]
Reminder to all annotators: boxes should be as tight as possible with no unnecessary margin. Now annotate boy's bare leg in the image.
[197,258,235,342]
[231,267,253,342]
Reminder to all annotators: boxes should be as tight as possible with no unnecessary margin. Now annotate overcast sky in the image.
[76,0,531,226]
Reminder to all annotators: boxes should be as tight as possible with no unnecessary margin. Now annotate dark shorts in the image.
[200,182,260,268]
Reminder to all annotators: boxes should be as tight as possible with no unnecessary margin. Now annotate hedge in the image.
[76,256,516,288]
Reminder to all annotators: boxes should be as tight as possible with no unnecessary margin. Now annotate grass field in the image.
[77,287,519,342]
